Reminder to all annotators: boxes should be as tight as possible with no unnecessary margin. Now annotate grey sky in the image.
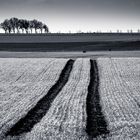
[0,0,140,32]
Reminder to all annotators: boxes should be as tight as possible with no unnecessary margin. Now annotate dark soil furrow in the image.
[6,59,74,136]
[86,60,109,138]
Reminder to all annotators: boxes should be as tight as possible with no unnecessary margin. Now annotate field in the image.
[0,33,140,51]
[0,57,140,140]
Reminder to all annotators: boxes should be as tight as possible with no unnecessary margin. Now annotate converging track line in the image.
[6,59,74,136]
[86,60,109,138]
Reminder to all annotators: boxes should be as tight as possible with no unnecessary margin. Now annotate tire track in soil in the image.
[86,60,109,138]
[5,59,74,137]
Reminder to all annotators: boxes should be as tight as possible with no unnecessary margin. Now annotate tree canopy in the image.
[0,18,49,34]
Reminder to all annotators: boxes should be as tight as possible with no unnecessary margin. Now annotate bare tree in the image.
[1,22,8,33]
[15,18,20,33]
[9,17,20,33]
[29,20,35,33]
[1,18,49,34]
[19,19,25,33]
[43,24,49,33]
[32,19,39,33]
[23,20,29,33]
[38,21,44,33]
[1,19,11,33]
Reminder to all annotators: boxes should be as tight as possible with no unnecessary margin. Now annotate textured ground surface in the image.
[0,58,139,140]
[97,58,140,139]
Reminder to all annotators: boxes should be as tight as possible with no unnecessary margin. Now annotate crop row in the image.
[0,58,68,139]
[6,59,74,137]
[0,58,54,114]
[1,58,139,140]
[97,58,140,139]
[86,60,109,138]
[16,58,90,140]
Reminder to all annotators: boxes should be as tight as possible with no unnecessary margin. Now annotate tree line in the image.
[0,18,49,34]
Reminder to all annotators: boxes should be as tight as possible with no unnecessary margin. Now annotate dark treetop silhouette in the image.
[0,18,49,34]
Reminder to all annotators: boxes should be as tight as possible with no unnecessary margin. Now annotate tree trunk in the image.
[17,28,19,33]
[13,29,15,33]
[35,29,37,34]
[26,29,28,34]
[8,30,11,34]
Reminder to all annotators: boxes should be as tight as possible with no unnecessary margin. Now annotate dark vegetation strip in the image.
[133,98,140,108]
[86,60,109,138]
[6,59,74,136]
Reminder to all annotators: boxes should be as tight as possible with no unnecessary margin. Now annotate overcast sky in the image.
[0,0,140,32]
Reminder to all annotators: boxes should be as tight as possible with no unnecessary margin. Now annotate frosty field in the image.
[0,58,140,140]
